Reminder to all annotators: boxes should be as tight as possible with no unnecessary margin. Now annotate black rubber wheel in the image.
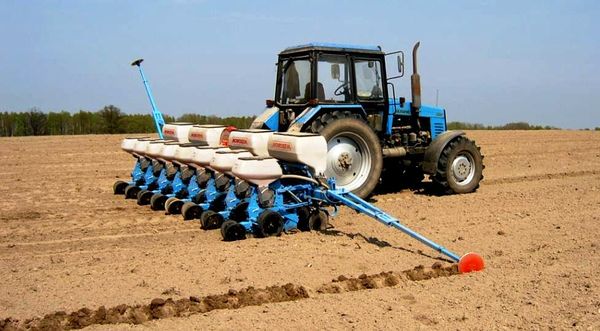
[192,190,206,204]
[228,202,249,222]
[181,202,203,220]
[166,198,184,215]
[222,221,247,241]
[220,220,235,238]
[254,210,284,238]
[296,207,312,231]
[316,117,383,199]
[432,136,484,194]
[124,185,141,199]
[150,193,167,211]
[164,197,177,211]
[208,194,227,212]
[308,210,329,231]
[137,190,153,206]
[113,180,128,195]
[200,210,224,230]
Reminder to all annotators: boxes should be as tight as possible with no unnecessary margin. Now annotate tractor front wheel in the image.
[432,136,484,194]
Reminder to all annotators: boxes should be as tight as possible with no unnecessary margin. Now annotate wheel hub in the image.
[337,152,353,170]
[451,154,475,185]
[326,134,371,191]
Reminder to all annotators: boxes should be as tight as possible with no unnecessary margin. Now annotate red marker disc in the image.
[458,252,485,273]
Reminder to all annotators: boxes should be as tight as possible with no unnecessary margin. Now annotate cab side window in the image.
[354,60,384,101]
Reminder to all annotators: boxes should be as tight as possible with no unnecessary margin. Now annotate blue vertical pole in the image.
[131,59,165,139]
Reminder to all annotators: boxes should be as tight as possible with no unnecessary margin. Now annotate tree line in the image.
[0,106,256,137]
[3,107,597,137]
[447,121,562,130]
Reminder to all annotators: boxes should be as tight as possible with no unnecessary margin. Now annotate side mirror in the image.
[331,64,340,80]
[397,53,404,76]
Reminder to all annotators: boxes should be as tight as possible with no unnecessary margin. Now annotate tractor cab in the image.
[268,43,396,132]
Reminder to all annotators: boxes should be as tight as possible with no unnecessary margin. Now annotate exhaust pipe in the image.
[410,42,421,131]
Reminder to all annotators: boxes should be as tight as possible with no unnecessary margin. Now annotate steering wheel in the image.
[333,82,350,96]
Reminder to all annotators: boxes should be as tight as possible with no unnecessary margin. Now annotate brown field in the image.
[0,130,599,330]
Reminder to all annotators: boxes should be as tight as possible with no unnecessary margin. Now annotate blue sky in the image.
[0,0,598,128]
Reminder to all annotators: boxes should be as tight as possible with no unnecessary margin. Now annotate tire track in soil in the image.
[0,264,459,331]
[0,229,201,248]
[482,170,599,186]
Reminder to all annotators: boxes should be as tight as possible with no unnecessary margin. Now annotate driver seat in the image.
[304,82,326,101]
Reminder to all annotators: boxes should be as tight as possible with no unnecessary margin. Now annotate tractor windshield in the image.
[277,58,311,105]
[316,54,352,103]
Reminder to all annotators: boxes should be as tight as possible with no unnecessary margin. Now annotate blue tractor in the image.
[249,42,484,198]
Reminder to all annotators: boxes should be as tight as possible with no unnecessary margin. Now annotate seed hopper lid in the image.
[178,142,208,147]
[238,156,275,161]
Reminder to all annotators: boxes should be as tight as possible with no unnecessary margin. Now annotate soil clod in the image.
[1,264,460,330]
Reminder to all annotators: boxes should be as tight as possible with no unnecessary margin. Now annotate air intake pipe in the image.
[410,42,421,132]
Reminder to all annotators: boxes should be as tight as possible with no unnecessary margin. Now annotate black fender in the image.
[422,130,465,174]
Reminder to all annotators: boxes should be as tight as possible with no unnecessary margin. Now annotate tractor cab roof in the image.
[280,42,384,56]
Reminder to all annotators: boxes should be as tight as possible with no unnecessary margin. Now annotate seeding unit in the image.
[113,45,485,273]
[115,124,484,273]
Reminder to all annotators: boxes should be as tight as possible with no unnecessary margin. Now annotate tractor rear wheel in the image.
[432,136,484,194]
[315,117,382,198]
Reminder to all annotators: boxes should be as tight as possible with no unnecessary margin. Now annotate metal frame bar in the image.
[325,189,460,262]
[132,60,166,138]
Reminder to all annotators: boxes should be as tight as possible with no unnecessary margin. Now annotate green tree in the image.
[0,112,19,136]
[98,105,123,134]
[47,111,73,135]
[23,108,48,135]
[119,114,155,133]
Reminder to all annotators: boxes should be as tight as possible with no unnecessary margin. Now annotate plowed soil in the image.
[0,131,599,330]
